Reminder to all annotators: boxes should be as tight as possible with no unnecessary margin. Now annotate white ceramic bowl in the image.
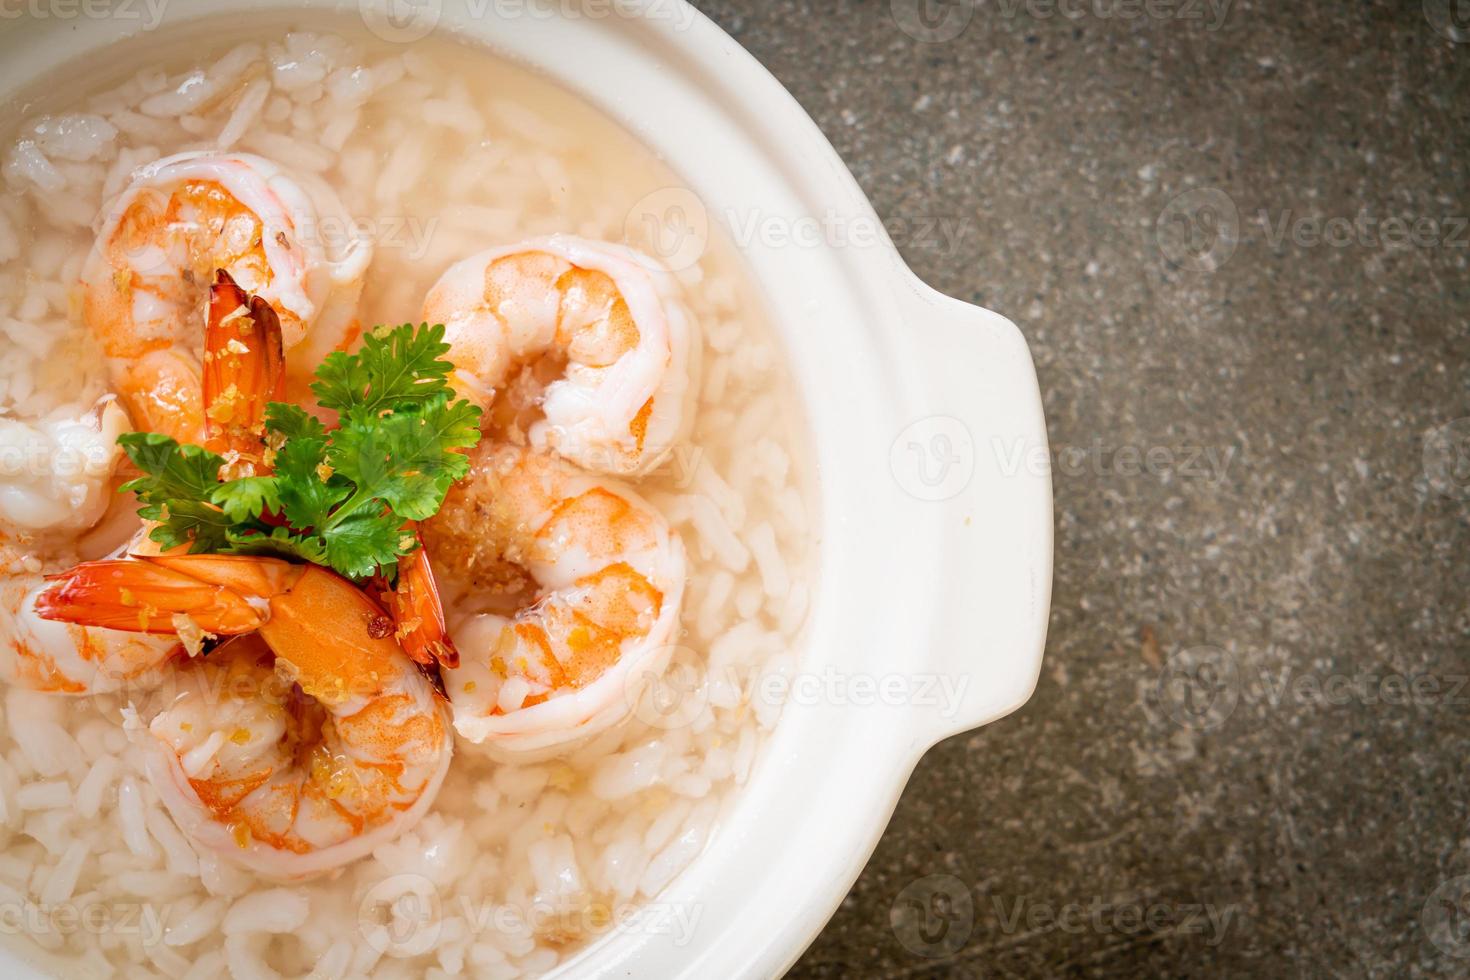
[0,2,1052,976]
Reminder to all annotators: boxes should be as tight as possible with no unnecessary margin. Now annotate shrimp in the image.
[0,270,286,694]
[34,554,452,879]
[81,151,371,439]
[0,396,181,694]
[421,235,698,476]
[0,546,180,696]
[0,396,130,536]
[421,443,686,757]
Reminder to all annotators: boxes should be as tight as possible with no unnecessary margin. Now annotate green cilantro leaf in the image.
[329,395,481,522]
[273,436,348,531]
[119,433,225,505]
[210,477,281,524]
[264,402,328,442]
[165,500,237,554]
[311,323,456,417]
[322,509,406,581]
[117,434,234,553]
[117,323,481,582]
[223,526,329,566]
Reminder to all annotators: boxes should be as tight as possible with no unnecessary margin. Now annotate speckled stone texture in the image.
[689,0,1470,976]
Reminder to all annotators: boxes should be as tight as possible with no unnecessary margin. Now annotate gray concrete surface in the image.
[689,1,1470,976]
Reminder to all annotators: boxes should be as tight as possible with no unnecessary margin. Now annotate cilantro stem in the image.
[323,485,375,532]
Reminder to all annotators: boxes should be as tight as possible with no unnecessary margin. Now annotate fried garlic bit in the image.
[171,614,217,657]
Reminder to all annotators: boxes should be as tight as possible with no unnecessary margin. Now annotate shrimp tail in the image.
[37,554,413,700]
[384,529,460,669]
[203,269,285,474]
[34,558,274,635]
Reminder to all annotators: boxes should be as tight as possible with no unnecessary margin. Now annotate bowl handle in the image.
[889,270,1053,748]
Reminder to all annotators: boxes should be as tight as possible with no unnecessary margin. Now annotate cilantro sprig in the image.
[119,323,482,581]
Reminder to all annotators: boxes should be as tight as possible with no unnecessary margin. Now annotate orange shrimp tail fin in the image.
[388,534,460,669]
[203,269,285,474]
[34,558,271,635]
[142,553,302,598]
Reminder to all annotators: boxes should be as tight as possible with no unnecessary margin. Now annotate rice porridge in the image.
[0,19,815,978]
